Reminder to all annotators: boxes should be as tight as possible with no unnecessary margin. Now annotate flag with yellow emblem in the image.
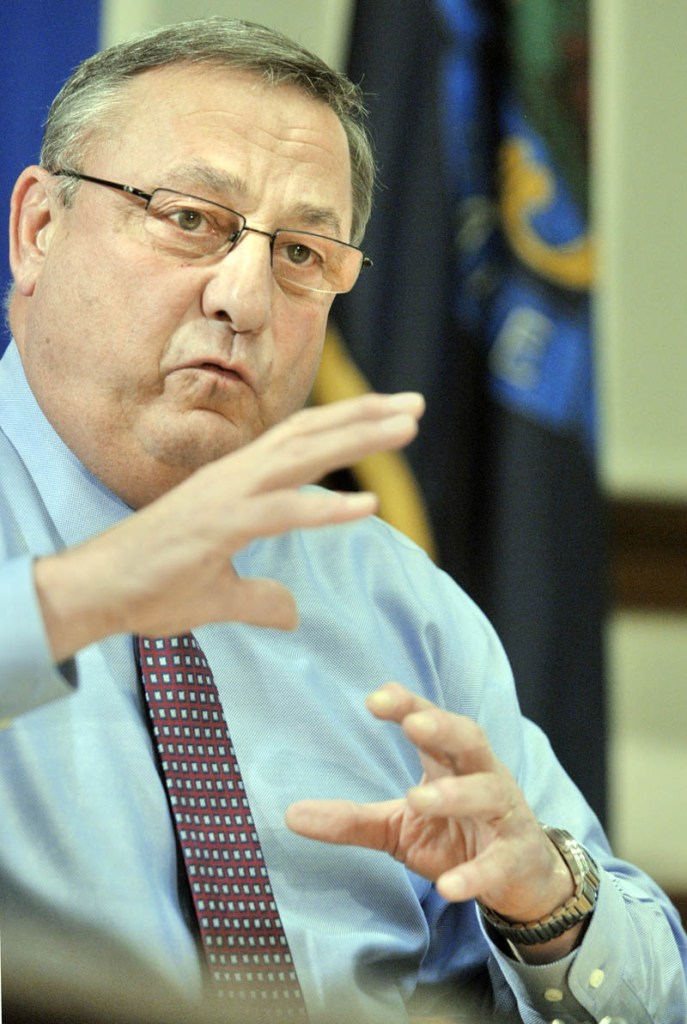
[328,0,606,821]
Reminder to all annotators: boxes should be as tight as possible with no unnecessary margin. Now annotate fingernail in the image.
[366,689,397,713]
[380,412,417,435]
[388,391,424,411]
[341,492,376,510]
[440,875,466,901]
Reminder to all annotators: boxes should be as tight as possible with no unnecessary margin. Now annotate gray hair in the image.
[40,17,375,244]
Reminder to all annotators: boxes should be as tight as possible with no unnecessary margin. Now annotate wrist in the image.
[34,548,123,662]
[477,826,600,959]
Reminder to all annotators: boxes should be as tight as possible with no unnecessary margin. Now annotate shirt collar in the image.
[0,340,131,548]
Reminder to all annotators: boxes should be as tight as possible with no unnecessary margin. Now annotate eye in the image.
[171,207,207,233]
[284,242,318,266]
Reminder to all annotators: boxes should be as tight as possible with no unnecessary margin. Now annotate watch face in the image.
[542,827,600,905]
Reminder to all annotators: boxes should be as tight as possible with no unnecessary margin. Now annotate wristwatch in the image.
[478,825,600,946]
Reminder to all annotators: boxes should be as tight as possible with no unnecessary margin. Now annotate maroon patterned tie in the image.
[137,633,306,1019]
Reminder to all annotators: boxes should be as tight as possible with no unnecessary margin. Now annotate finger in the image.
[131,577,299,637]
[365,682,436,723]
[366,685,499,776]
[233,393,425,495]
[262,413,420,492]
[435,832,533,904]
[215,577,299,631]
[365,685,462,775]
[402,708,498,777]
[285,798,404,853]
[282,391,426,434]
[406,773,517,824]
[223,488,379,552]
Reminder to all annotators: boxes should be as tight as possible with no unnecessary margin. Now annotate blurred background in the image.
[1,0,685,923]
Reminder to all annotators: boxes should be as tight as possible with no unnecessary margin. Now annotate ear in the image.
[9,166,59,297]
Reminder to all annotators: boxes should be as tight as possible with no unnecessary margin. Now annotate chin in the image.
[147,419,257,470]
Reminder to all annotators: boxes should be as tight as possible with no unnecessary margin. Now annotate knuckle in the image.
[484,774,508,807]
[282,405,312,434]
[463,718,490,755]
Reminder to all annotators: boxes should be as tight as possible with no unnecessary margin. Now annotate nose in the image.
[201,230,273,333]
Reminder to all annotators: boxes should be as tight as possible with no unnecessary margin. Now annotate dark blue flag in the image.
[332,0,607,821]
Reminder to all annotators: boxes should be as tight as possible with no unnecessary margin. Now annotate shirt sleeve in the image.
[482,690,687,1023]
[484,867,687,1023]
[416,555,687,1023]
[0,555,75,723]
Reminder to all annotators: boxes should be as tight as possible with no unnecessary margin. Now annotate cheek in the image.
[276,302,329,389]
[282,294,331,358]
[25,263,168,410]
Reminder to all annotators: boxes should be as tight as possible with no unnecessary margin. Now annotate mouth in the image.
[197,362,241,379]
[179,359,253,389]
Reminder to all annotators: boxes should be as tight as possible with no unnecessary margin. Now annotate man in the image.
[0,16,684,1024]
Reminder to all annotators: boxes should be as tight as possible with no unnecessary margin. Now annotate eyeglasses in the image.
[51,170,372,295]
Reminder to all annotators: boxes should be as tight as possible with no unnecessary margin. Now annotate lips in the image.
[179,358,253,389]
[198,362,240,379]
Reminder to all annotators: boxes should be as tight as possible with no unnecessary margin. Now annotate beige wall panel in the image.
[593,0,687,499]
[609,611,687,889]
[102,0,354,69]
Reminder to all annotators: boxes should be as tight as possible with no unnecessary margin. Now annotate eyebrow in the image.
[162,163,344,239]
[287,203,343,238]
[164,164,248,199]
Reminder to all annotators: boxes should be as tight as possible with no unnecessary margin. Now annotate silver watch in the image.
[478,826,600,946]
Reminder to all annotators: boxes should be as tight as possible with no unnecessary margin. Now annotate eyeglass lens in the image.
[144,189,363,293]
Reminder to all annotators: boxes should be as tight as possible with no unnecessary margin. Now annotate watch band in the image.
[478,826,600,946]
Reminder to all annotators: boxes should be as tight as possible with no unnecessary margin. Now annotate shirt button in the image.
[544,987,564,1002]
[589,968,606,988]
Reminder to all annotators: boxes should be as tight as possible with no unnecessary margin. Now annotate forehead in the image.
[88,65,354,232]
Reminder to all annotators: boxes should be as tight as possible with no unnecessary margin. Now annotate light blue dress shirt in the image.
[1,340,686,1024]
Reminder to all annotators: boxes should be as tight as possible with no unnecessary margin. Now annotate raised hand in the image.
[34,392,424,661]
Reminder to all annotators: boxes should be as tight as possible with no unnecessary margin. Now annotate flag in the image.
[1,2,100,355]
[331,0,607,821]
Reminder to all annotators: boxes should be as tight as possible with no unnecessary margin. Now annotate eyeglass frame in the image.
[50,169,373,294]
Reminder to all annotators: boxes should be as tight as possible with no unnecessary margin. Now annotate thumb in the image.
[220,576,299,631]
[285,798,403,850]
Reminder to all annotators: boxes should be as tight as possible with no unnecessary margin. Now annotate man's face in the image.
[13,66,354,507]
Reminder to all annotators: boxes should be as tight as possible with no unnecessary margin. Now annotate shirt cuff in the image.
[482,871,653,1023]
[0,555,76,723]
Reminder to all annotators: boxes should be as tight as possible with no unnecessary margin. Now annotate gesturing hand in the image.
[286,683,578,954]
[34,392,424,661]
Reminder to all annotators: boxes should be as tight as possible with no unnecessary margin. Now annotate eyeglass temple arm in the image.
[52,170,152,203]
